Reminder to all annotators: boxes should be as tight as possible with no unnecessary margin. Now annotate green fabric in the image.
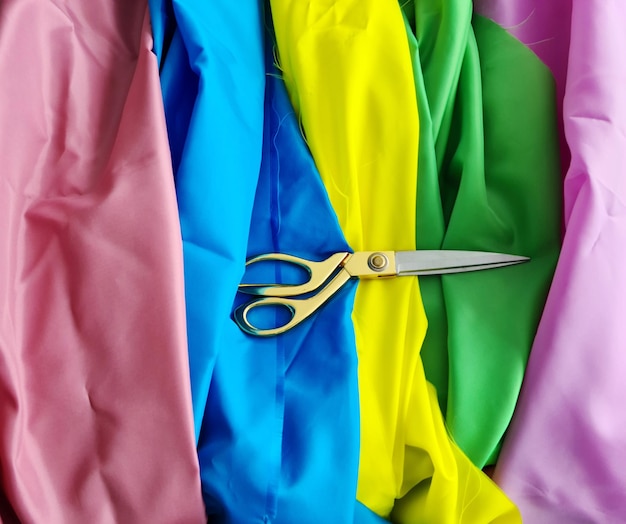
[401,2,562,467]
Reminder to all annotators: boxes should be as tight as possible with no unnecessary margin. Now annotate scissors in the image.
[234,250,529,336]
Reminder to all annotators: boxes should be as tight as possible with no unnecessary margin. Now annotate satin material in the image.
[227,58,362,522]
[147,0,266,440]
[151,4,367,518]
[0,1,205,522]
[270,0,521,521]
[400,1,562,466]
[477,2,626,522]
[473,0,572,176]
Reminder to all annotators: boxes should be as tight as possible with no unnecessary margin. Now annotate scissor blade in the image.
[395,250,529,276]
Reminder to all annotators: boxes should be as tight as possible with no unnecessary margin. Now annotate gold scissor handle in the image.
[238,252,350,296]
[234,268,352,336]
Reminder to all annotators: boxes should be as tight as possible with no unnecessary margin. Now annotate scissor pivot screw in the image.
[368,253,388,272]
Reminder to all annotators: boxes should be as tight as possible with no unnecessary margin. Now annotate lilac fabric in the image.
[477,1,626,522]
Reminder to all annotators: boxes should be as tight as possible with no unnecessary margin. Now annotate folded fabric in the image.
[477,2,626,522]
[151,3,366,518]
[147,0,266,441]
[270,0,521,520]
[0,1,205,521]
[401,0,562,467]
[473,0,572,175]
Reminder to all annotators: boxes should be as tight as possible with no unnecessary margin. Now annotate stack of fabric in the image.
[1,0,624,522]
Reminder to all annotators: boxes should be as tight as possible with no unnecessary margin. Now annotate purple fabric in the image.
[477,1,626,522]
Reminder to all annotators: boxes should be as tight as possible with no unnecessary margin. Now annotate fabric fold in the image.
[147,0,266,441]
[481,2,626,522]
[270,0,521,521]
[401,0,562,467]
[151,3,365,519]
[0,2,205,521]
[473,0,572,176]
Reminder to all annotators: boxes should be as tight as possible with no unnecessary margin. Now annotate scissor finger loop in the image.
[238,252,350,296]
[234,296,303,337]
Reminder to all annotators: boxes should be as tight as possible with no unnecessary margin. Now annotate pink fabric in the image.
[0,1,205,522]
[478,1,626,522]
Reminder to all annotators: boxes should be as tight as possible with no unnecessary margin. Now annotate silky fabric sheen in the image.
[474,2,626,522]
[0,1,205,522]
[400,1,562,466]
[229,55,362,522]
[269,1,521,521]
[150,5,370,517]
[147,0,265,442]
[473,0,572,177]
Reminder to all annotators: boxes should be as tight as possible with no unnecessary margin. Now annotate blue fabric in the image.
[149,2,363,519]
[148,0,265,440]
[199,62,361,524]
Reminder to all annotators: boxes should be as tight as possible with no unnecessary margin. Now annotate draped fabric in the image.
[400,1,562,467]
[151,3,369,519]
[473,0,572,177]
[6,0,613,521]
[474,2,626,522]
[146,0,266,441]
[269,0,520,521]
[232,58,363,522]
[0,1,205,522]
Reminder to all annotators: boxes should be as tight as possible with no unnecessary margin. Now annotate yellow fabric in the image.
[269,0,521,521]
